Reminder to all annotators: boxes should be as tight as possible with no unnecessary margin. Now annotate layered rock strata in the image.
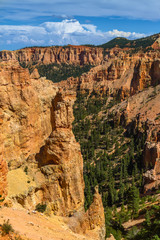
[0,46,104,65]
[57,51,160,97]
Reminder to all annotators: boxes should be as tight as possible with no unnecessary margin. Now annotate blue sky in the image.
[0,0,160,50]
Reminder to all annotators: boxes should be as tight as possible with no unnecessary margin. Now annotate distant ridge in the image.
[98,33,160,50]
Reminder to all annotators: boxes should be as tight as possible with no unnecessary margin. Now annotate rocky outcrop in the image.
[68,186,105,240]
[35,90,85,216]
[0,60,84,215]
[30,68,40,79]
[143,122,160,192]
[57,51,160,97]
[0,60,57,169]
[0,157,8,203]
[152,37,160,50]
[85,186,105,239]
[0,60,105,239]
[0,46,104,66]
[144,142,160,169]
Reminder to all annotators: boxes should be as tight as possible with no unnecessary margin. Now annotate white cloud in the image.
[0,19,146,50]
[107,29,145,39]
[41,20,85,34]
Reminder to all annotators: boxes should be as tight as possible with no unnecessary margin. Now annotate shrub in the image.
[24,166,28,175]
[0,194,5,203]
[1,219,14,235]
[35,203,47,213]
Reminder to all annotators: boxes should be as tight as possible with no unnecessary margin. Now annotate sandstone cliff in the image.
[57,50,160,96]
[2,45,160,98]
[0,46,104,66]
[0,60,57,169]
[0,60,105,239]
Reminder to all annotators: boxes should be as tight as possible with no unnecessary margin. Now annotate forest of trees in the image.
[72,90,159,240]
[20,62,93,83]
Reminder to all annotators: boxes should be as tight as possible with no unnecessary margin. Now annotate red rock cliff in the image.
[0,46,104,65]
[57,50,160,96]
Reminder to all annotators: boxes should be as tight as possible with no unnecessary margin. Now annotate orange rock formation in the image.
[0,60,105,239]
[57,51,160,96]
[0,46,104,65]
[0,157,8,203]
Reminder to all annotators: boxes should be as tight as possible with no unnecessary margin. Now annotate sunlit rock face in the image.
[56,50,160,98]
[0,46,104,65]
[0,60,105,239]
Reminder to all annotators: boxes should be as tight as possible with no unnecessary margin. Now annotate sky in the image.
[0,0,160,50]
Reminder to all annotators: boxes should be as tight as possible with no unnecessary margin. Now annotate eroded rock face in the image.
[85,186,106,240]
[57,51,160,97]
[36,90,85,216]
[68,186,105,240]
[2,47,160,99]
[30,68,40,79]
[0,60,105,239]
[0,156,8,203]
[144,142,160,169]
[0,60,57,169]
[143,126,160,192]
[0,46,104,66]
[0,60,84,215]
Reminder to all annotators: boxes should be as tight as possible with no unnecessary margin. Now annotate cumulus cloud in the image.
[41,20,85,34]
[107,29,145,39]
[0,19,146,50]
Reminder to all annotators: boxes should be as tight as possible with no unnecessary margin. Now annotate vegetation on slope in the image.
[98,33,160,50]
[72,90,159,239]
[37,63,93,82]
[125,202,160,240]
[20,62,94,83]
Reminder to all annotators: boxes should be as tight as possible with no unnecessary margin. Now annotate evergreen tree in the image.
[127,180,140,218]
[145,210,151,227]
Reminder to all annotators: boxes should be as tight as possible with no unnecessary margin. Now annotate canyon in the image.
[0,36,160,239]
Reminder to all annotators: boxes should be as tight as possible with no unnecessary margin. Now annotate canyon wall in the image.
[106,83,160,192]
[0,60,105,239]
[0,46,104,65]
[57,51,160,96]
[0,60,57,169]
[1,46,160,98]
